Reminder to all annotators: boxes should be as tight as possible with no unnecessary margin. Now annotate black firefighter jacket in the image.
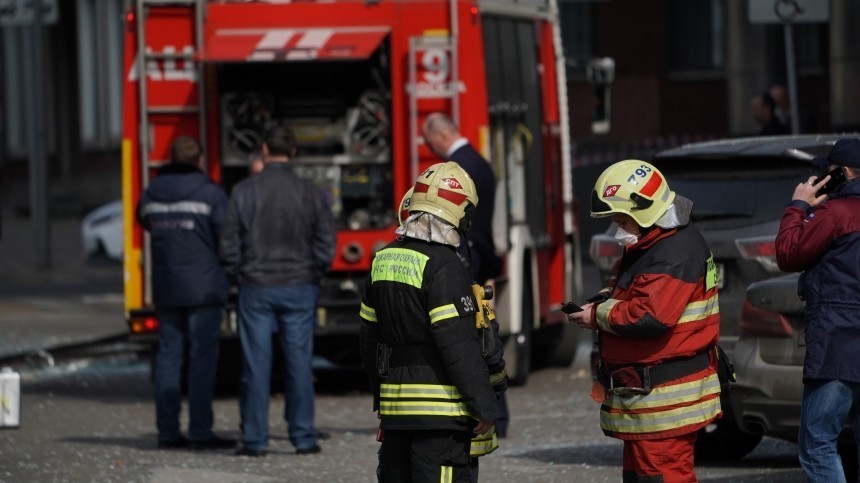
[359,237,500,432]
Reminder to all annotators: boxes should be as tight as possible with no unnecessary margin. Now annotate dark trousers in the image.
[380,429,472,483]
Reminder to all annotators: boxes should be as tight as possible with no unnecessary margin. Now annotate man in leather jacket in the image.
[220,125,336,457]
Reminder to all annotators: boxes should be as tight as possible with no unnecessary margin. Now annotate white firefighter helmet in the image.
[409,161,478,231]
[397,187,414,226]
[590,159,675,228]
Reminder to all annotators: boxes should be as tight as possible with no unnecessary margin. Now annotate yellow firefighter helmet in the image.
[410,161,478,231]
[397,187,414,226]
[590,159,675,227]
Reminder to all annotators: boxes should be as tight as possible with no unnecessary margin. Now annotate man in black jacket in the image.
[136,136,234,450]
[220,125,336,457]
[360,162,499,482]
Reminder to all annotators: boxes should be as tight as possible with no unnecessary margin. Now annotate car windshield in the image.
[653,156,819,229]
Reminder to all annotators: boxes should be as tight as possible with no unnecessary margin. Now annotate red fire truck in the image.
[122,0,582,385]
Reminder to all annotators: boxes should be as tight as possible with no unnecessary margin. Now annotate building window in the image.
[668,0,726,72]
[795,23,823,70]
[558,1,594,75]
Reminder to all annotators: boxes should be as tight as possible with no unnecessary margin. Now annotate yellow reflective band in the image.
[429,304,459,324]
[600,394,722,434]
[677,295,720,324]
[380,383,462,400]
[470,426,499,457]
[359,302,377,323]
[371,247,429,288]
[379,400,470,417]
[595,298,620,334]
[489,369,507,387]
[603,374,722,410]
[440,466,453,483]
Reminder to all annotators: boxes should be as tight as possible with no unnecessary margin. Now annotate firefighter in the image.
[359,162,499,482]
[567,159,722,483]
[395,188,508,483]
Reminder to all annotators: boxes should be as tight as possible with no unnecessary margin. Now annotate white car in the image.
[81,200,123,261]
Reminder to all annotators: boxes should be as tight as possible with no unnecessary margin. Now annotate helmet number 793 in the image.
[627,164,652,183]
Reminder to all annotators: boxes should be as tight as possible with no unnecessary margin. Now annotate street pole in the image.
[23,2,50,269]
[782,21,801,135]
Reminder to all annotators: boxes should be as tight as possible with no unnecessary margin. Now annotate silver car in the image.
[81,200,123,261]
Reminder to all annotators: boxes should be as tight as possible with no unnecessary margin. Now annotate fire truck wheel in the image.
[506,258,533,387]
[693,391,762,462]
[532,320,578,369]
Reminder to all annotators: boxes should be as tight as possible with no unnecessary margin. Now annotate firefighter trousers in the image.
[379,428,471,483]
[621,431,698,483]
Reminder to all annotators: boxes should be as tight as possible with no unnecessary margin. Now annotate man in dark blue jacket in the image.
[136,136,234,450]
[775,138,860,483]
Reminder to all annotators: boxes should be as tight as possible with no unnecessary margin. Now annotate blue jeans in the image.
[154,306,223,442]
[798,379,860,483]
[238,283,318,451]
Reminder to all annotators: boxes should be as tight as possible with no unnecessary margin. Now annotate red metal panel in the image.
[125,6,201,164]
[201,27,390,62]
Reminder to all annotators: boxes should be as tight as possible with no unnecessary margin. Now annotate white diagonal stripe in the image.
[256,30,294,49]
[249,51,276,61]
[296,29,332,49]
[286,50,316,60]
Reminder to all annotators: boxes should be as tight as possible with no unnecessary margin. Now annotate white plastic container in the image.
[0,366,20,428]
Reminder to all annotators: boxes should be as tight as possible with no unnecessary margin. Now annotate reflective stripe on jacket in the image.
[136,162,229,307]
[469,425,499,457]
[596,225,722,440]
[358,238,499,432]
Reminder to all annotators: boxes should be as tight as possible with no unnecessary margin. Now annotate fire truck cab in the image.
[122,0,582,386]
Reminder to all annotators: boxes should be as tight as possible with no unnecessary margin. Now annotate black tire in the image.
[694,391,763,462]
[532,320,578,369]
[507,257,533,387]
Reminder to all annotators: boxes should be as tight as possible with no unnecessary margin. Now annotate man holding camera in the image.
[775,138,860,483]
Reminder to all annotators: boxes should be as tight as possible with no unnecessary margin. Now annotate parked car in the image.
[587,134,854,461]
[81,200,123,261]
[733,274,857,479]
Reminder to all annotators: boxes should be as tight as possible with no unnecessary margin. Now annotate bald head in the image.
[423,113,461,159]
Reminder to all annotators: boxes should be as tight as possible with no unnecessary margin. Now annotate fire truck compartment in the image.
[216,45,393,231]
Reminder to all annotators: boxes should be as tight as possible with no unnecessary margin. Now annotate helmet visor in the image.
[590,189,614,217]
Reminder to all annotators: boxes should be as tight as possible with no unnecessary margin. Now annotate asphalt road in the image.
[0,209,810,482]
[0,351,808,483]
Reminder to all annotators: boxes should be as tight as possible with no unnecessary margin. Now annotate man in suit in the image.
[422,112,508,439]
[422,113,502,284]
